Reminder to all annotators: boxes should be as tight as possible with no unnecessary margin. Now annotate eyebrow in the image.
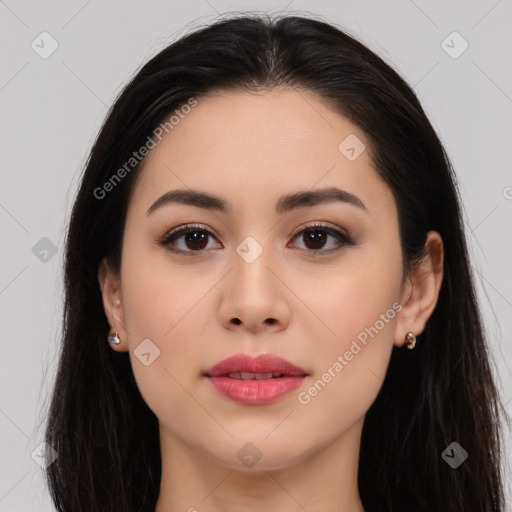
[146,186,368,216]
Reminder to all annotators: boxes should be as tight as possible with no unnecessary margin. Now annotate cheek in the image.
[296,289,397,432]
[118,250,195,412]
[293,246,401,419]
[299,247,402,354]
[120,243,205,340]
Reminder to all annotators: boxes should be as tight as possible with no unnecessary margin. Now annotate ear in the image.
[98,258,128,352]
[393,231,444,348]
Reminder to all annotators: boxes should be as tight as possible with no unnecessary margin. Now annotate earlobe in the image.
[393,231,444,348]
[98,258,128,351]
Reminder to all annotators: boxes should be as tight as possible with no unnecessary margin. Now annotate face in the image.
[100,88,415,471]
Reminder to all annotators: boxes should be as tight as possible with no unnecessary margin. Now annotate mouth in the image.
[203,353,309,379]
[221,371,298,380]
[203,353,308,405]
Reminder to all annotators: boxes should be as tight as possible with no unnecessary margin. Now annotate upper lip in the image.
[204,353,308,377]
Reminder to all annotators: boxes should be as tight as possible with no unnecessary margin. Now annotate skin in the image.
[98,88,444,512]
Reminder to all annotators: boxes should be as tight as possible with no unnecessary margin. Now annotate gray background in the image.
[1,1,511,510]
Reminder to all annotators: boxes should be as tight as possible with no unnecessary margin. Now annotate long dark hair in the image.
[43,13,509,512]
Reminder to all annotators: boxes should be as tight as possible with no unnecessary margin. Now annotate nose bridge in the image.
[232,232,274,292]
[222,226,289,317]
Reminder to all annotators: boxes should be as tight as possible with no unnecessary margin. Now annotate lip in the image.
[203,353,308,405]
[204,353,308,377]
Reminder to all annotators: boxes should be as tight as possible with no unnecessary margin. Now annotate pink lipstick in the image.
[203,353,308,405]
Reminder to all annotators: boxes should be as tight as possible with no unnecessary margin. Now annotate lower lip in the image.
[206,375,306,405]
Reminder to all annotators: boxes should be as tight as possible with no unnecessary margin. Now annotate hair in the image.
[43,12,510,512]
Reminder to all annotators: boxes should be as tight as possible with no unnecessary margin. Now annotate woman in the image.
[43,13,509,512]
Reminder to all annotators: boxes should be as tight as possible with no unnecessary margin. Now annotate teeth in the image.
[241,372,257,380]
[226,372,284,380]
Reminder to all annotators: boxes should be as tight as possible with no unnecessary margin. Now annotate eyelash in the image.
[157,222,356,258]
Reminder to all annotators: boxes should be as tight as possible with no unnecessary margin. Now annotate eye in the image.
[158,223,221,256]
[157,222,356,257]
[288,222,356,257]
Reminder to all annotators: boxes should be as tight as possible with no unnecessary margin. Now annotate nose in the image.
[218,246,291,334]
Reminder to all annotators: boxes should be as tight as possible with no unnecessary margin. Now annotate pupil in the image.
[305,229,326,249]
[186,231,208,250]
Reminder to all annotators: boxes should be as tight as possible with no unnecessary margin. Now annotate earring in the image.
[404,332,416,349]
[107,331,121,346]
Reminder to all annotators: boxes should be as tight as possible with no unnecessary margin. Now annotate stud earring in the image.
[404,331,416,349]
[107,331,121,346]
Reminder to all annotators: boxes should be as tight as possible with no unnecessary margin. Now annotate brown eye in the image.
[158,222,355,257]
[301,228,328,250]
[179,230,209,250]
[289,223,355,256]
[159,224,221,255]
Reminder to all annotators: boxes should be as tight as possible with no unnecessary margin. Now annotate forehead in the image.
[152,89,366,167]
[128,88,395,220]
